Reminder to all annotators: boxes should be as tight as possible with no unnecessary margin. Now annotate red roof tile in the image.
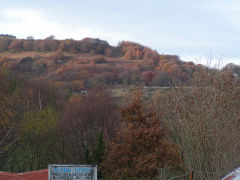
[0,169,48,180]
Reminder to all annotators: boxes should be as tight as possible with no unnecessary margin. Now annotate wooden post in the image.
[190,171,193,180]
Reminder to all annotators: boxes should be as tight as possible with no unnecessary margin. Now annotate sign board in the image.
[48,164,97,180]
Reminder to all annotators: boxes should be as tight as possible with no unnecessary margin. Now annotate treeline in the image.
[0,34,16,39]
[0,66,239,179]
[0,36,161,59]
[0,37,115,55]
[0,36,205,88]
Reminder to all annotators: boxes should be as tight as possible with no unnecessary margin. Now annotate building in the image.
[221,167,240,180]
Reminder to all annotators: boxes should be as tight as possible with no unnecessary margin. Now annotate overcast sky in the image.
[0,0,239,66]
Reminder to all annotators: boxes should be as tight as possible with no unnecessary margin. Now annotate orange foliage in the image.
[120,41,158,61]
[0,37,198,85]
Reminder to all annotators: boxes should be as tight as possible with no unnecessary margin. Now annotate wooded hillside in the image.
[0,36,202,89]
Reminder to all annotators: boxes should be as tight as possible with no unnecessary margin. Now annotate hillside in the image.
[0,36,238,91]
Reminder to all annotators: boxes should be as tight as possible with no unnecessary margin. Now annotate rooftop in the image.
[222,167,240,180]
[0,169,48,180]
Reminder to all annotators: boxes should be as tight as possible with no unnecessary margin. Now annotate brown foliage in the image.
[101,92,180,179]
[120,41,158,61]
[143,71,154,85]
[0,37,199,85]
[60,89,118,163]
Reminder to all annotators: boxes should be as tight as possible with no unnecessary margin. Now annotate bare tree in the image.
[156,68,240,179]
[60,88,118,163]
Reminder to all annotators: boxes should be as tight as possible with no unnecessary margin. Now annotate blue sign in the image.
[48,164,97,180]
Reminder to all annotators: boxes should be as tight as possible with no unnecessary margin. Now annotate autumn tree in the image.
[101,91,179,179]
[142,71,154,85]
[120,41,158,61]
[60,89,118,164]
